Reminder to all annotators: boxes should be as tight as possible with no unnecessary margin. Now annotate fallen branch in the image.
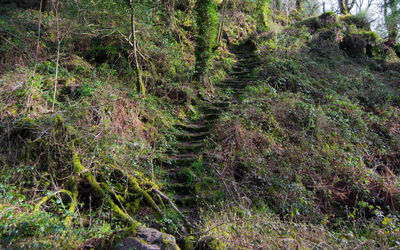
[152,188,192,231]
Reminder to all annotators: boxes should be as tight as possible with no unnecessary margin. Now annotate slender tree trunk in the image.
[34,0,43,72]
[216,0,228,47]
[295,0,302,11]
[194,0,217,83]
[275,0,281,11]
[384,0,399,42]
[129,0,145,97]
[389,0,399,42]
[26,0,43,111]
[51,0,60,111]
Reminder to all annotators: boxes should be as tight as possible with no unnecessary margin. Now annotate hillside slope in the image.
[1,1,400,249]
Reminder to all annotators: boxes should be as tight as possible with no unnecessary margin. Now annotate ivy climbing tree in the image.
[194,0,218,83]
[384,0,399,42]
[338,0,356,14]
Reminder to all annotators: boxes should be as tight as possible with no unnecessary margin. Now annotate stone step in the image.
[175,123,210,133]
[174,195,197,207]
[176,131,210,141]
[235,53,255,58]
[177,142,204,153]
[168,171,199,184]
[232,65,253,71]
[219,86,247,92]
[202,106,227,114]
[218,82,248,87]
[169,183,195,195]
[221,79,247,83]
[179,207,194,214]
[211,102,231,108]
[201,113,219,122]
[169,153,198,161]
[235,59,261,69]
[167,157,200,168]
[231,70,252,76]
[227,77,255,82]
[237,58,259,64]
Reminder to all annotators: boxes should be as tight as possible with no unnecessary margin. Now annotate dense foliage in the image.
[1,0,400,249]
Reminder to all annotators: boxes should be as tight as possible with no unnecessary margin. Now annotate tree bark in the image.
[338,0,348,14]
[384,0,399,42]
[296,0,302,11]
[129,0,146,97]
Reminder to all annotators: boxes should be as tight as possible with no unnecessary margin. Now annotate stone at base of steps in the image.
[114,227,179,250]
[79,227,179,250]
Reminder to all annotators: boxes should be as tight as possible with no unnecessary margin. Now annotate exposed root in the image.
[72,151,141,229]
[34,189,74,213]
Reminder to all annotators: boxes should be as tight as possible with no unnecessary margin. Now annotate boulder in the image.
[114,227,179,250]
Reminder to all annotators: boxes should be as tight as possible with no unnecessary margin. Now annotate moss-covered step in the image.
[177,142,204,153]
[210,102,231,108]
[175,123,210,133]
[176,131,210,141]
[201,113,219,122]
[168,155,201,168]
[202,106,227,114]
[174,195,197,207]
[217,83,248,89]
[230,70,253,76]
[169,183,196,195]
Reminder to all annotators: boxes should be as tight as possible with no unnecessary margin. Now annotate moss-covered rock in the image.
[299,12,337,33]
[339,31,377,57]
[340,14,371,30]
[114,227,179,250]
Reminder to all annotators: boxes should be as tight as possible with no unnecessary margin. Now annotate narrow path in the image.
[165,40,259,229]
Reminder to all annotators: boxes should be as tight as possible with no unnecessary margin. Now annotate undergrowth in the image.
[204,12,400,248]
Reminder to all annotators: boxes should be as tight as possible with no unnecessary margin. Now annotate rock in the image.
[114,226,179,250]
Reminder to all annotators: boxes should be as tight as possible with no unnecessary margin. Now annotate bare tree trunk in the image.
[129,0,145,97]
[27,0,43,111]
[51,0,60,111]
[216,0,228,47]
[34,0,43,72]
[296,0,302,11]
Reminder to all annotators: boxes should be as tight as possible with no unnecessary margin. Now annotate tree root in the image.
[153,188,192,232]
[72,152,141,229]
[34,189,74,213]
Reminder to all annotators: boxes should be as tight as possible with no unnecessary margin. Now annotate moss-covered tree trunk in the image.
[295,0,302,11]
[338,0,356,14]
[338,0,348,14]
[274,0,281,11]
[194,0,217,83]
[385,0,399,42]
[129,0,146,97]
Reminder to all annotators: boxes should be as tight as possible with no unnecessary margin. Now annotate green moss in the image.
[340,14,370,30]
[72,152,85,173]
[182,236,196,250]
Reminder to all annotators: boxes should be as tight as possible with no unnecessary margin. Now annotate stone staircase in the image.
[164,40,259,227]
